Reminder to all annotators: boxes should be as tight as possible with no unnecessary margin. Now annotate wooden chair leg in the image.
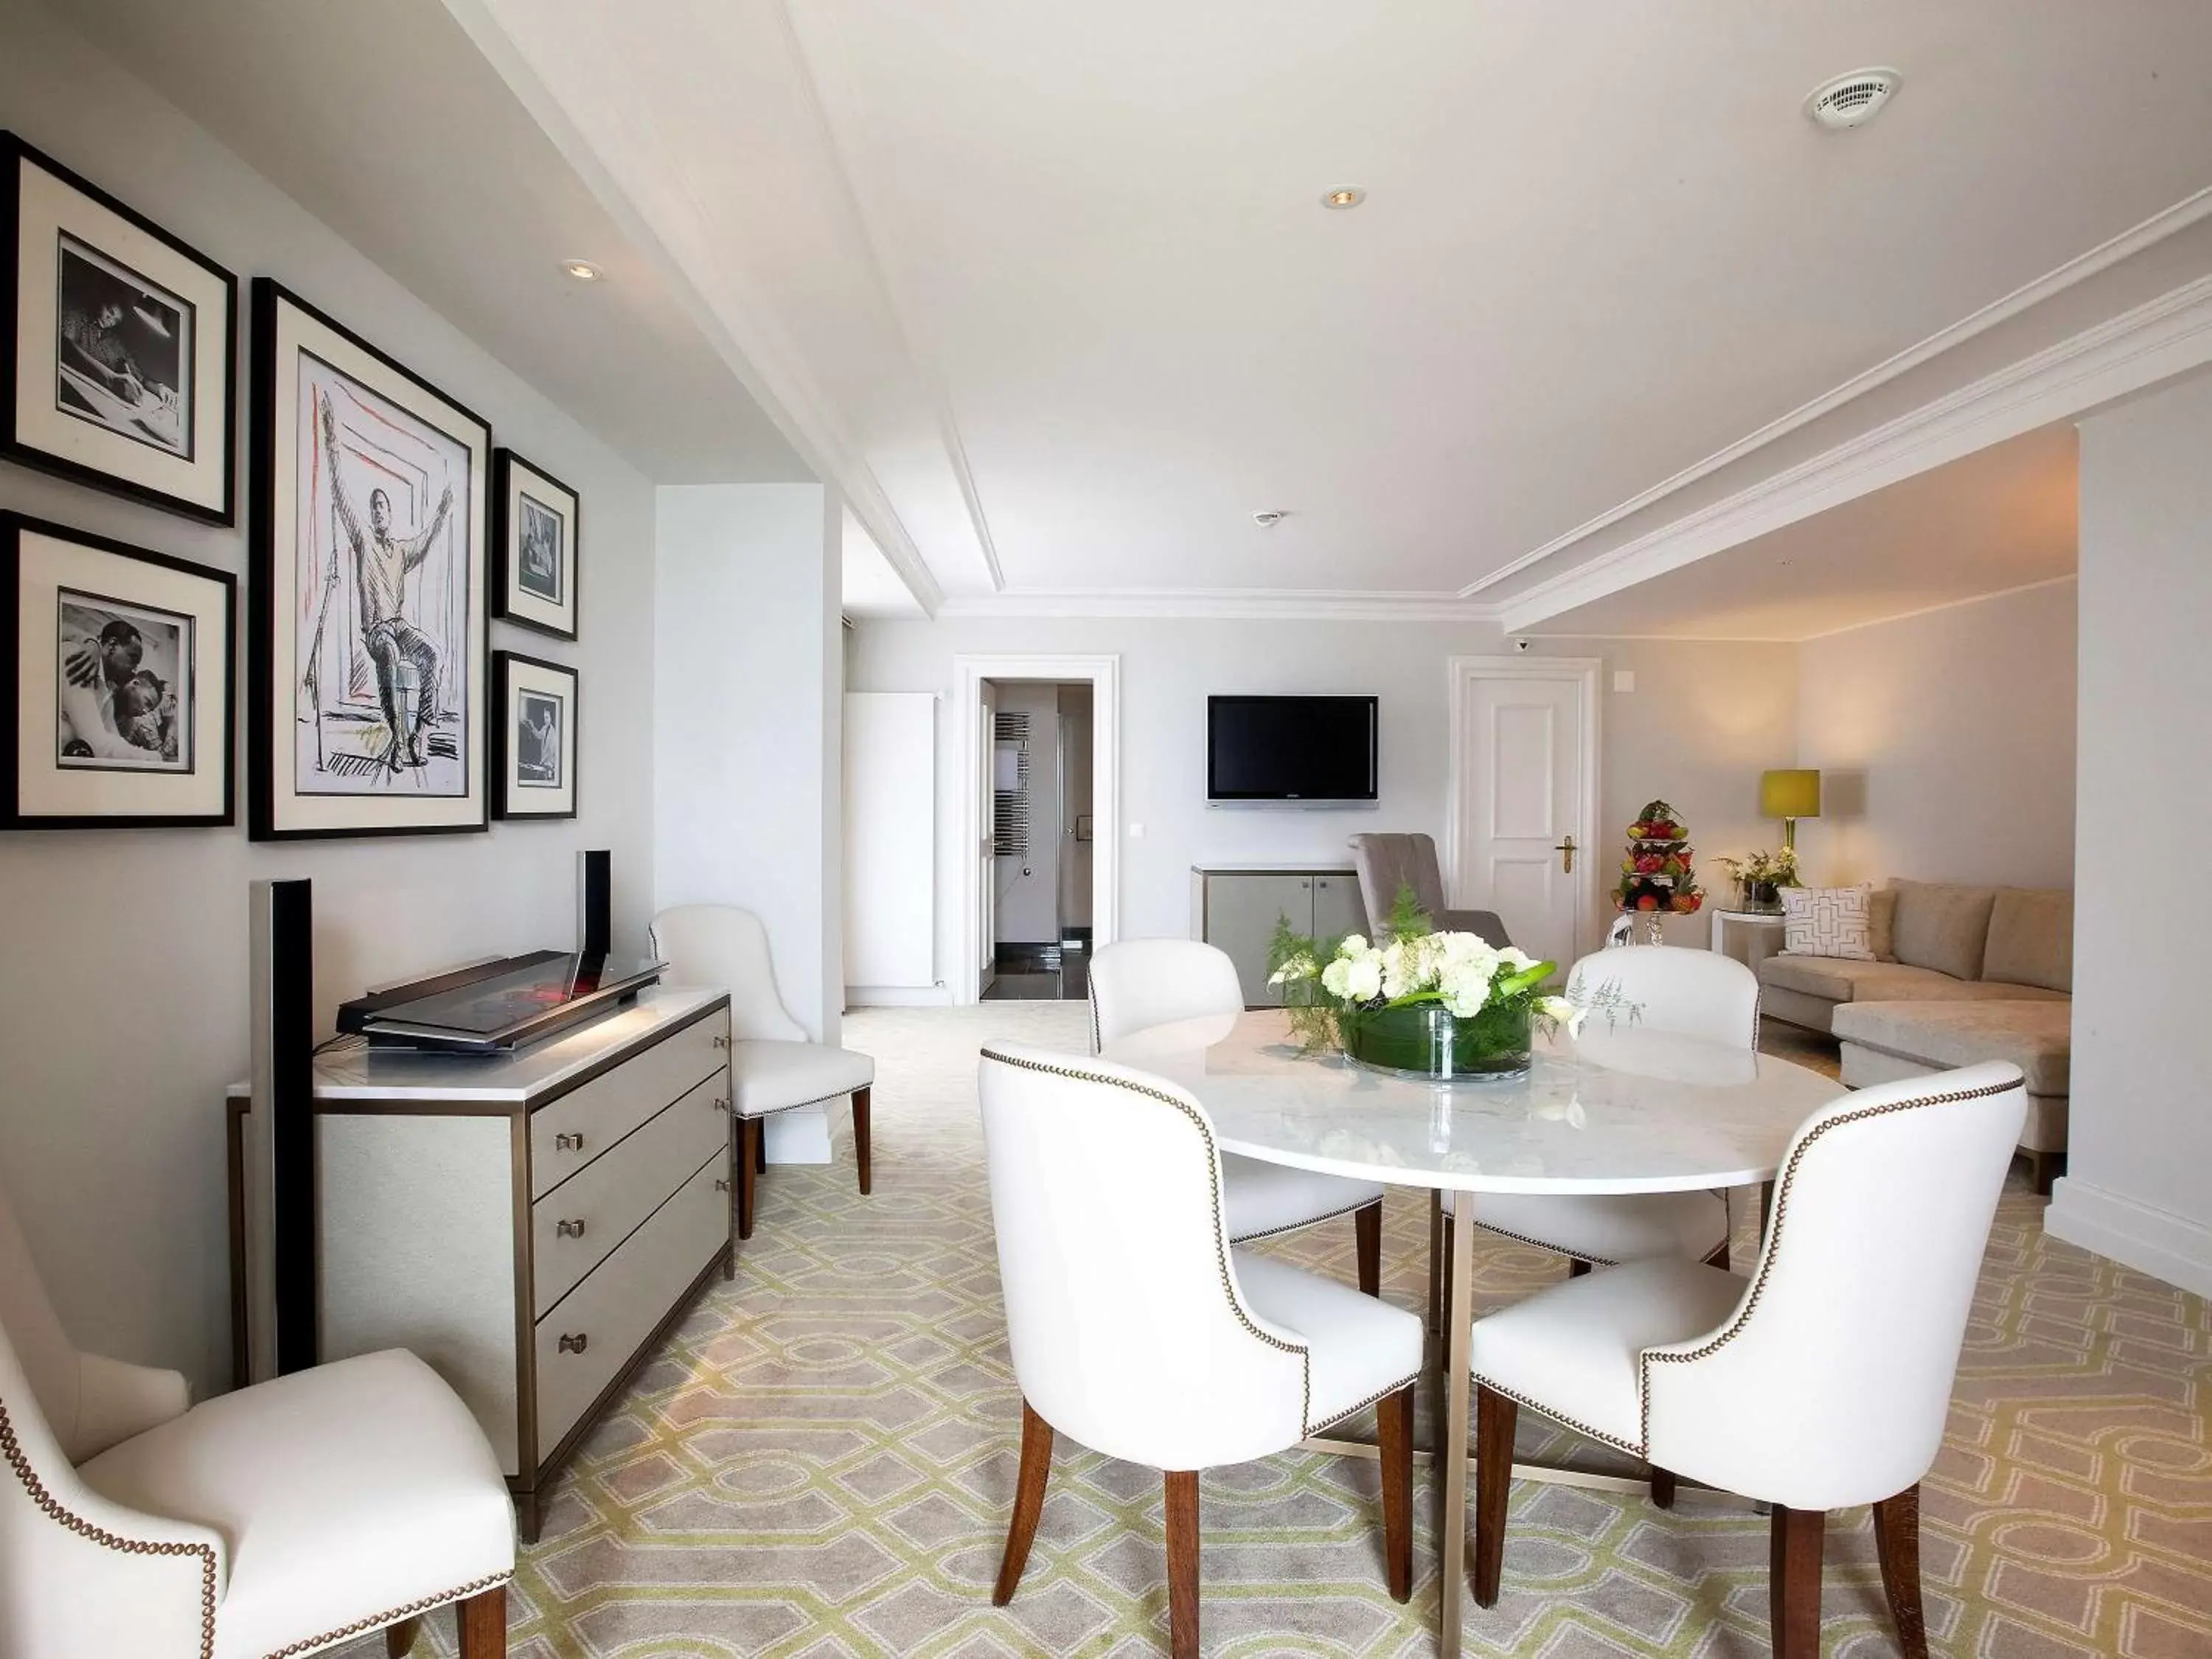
[754,1119,769,1172]
[1649,1467,1677,1509]
[1472,1382,1517,1607]
[385,1616,421,1658]
[455,1585,506,1659]
[1426,1191,1444,1335]
[1568,1259,1591,1279]
[2027,1149,2062,1196]
[1164,1469,1201,1659]
[993,1399,1054,1605]
[1377,1383,1413,1602]
[1768,1504,1825,1659]
[737,1119,758,1241]
[853,1085,873,1195]
[1874,1484,1930,1659]
[1354,1200,1382,1298]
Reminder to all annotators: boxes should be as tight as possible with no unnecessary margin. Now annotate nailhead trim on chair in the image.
[1467,1373,1644,1458]
[980,1046,1315,1433]
[1229,1197,1377,1245]
[1466,1217,1623,1268]
[1309,1369,1425,1436]
[0,1397,220,1658]
[740,1085,869,1119]
[260,1571,512,1659]
[1636,1076,2019,1454]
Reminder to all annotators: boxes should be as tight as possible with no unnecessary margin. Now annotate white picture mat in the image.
[13,157,229,511]
[502,456,575,633]
[501,656,575,815]
[15,529,226,818]
[268,296,486,832]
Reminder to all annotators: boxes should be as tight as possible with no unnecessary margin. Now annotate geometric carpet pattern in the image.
[339,1003,2212,1658]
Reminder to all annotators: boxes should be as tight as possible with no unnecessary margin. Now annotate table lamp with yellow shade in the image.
[1760,768,1821,852]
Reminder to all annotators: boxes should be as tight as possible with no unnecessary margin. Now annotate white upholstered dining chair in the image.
[1090,939,1391,1295]
[979,1043,1422,1658]
[651,904,875,1239]
[0,1176,515,1658]
[1468,1060,2027,1659]
[1454,946,1758,1299]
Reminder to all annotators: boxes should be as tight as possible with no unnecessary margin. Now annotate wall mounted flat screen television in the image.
[1207,695,1378,806]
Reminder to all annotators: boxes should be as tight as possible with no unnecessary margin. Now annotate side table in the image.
[1711,908,1788,973]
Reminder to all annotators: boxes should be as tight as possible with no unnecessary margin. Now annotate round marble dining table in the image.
[1099,1007,1840,1650]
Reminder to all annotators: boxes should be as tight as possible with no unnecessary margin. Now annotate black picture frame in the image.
[491,649,578,821]
[249,278,490,841]
[1,133,238,526]
[492,448,580,641]
[1,509,235,828]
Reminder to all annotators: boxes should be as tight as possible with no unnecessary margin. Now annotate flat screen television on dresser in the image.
[1206,695,1378,807]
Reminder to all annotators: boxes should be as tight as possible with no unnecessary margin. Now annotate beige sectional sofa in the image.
[1758,880,2073,1192]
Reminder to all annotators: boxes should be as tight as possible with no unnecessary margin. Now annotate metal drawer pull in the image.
[712,1035,731,1049]
[556,1217,587,1239]
[714,1178,731,1192]
[555,1133,585,1152]
[558,1332,588,1354]
[712,1096,731,1112]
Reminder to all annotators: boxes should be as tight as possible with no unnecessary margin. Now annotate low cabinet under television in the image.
[229,985,736,1540]
[1192,863,1368,1006]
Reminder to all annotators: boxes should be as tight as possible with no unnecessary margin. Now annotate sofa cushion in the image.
[1888,880,1999,981]
[1982,889,2073,993]
[1781,885,1874,959]
[1760,953,1994,1004]
[1832,999,2071,1096]
[1869,887,1898,961]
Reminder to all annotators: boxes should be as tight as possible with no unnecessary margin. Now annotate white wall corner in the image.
[2043,1179,2212,1301]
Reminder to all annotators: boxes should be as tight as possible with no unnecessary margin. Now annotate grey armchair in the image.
[1347,833,1511,947]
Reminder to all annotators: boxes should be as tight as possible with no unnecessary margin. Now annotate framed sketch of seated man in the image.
[492,650,577,820]
[493,449,580,640]
[3,133,237,524]
[250,279,488,840]
[2,511,234,828]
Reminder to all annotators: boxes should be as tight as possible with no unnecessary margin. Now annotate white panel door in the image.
[1457,673,1586,972]
[843,693,935,988]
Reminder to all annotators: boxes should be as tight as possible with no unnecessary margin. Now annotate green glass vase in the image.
[1340,998,1532,1080]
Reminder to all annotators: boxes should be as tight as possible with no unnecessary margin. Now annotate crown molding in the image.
[447,0,945,618]
[1502,271,2212,633]
[933,588,1506,623]
[1466,184,2212,601]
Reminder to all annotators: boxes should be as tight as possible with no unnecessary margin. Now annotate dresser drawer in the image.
[532,1074,731,1312]
[531,1010,728,1199]
[533,1152,728,1464]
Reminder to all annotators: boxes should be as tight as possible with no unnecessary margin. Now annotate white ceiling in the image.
[1530,422,2077,641]
[55,0,810,485]
[456,0,2211,617]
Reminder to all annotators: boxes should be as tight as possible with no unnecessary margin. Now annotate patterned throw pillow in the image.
[1784,885,1875,960]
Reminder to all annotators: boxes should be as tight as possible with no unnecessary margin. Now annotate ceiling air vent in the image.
[1804,68,1902,131]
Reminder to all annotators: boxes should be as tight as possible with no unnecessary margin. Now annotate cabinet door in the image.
[1311,872,1366,946]
[1203,874,1314,1006]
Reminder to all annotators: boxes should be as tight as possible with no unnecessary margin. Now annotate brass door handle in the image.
[1554,835,1576,874]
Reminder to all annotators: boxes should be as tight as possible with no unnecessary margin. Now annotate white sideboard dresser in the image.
[227,985,734,1539]
[1190,862,1369,1005]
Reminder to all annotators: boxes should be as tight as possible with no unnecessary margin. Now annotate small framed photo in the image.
[493,451,579,640]
[492,650,577,820]
[3,133,237,524]
[2,512,234,827]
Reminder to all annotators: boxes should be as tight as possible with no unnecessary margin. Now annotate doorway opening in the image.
[955,654,1119,1005]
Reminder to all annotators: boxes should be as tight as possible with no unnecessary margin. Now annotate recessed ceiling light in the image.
[1804,68,1902,131]
[1321,187,1365,210]
[560,260,605,282]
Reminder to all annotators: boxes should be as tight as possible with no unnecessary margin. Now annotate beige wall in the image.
[846,616,1798,983]
[0,8,660,1393]
[1794,580,2079,891]
[2047,369,2212,1298]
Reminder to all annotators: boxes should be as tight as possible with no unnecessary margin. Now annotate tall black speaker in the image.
[248,878,316,1377]
[579,848,612,956]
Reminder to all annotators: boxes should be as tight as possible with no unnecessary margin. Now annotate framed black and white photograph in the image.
[492,449,578,640]
[492,650,577,820]
[2,511,234,828]
[3,133,237,524]
[250,279,488,841]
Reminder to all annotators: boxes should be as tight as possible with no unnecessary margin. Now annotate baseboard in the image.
[2043,1177,2212,1298]
[846,985,953,1007]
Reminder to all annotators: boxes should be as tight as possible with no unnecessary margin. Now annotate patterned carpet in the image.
[348,1004,2212,1658]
